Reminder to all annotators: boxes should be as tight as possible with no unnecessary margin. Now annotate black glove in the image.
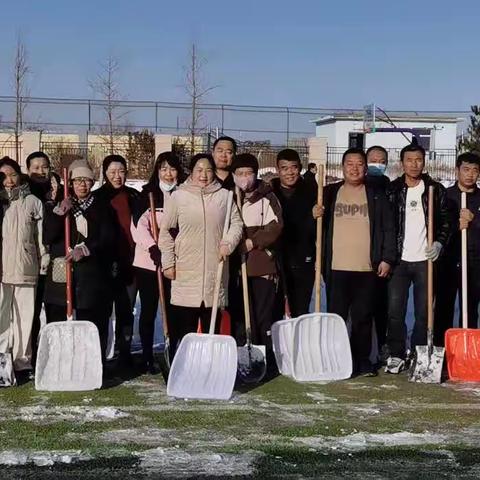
[148,245,162,267]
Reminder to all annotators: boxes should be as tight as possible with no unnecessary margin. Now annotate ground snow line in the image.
[0,450,92,466]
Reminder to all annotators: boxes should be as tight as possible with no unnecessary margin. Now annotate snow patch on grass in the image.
[306,392,338,403]
[0,450,92,466]
[7,406,129,423]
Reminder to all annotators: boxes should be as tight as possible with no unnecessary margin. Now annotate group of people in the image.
[0,135,477,383]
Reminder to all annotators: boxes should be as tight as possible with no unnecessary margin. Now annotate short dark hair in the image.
[26,151,50,170]
[213,136,237,153]
[341,147,366,165]
[0,156,22,175]
[456,152,480,169]
[190,153,216,172]
[400,143,425,162]
[150,151,185,185]
[307,162,316,170]
[102,154,127,178]
[366,145,388,164]
[276,148,301,166]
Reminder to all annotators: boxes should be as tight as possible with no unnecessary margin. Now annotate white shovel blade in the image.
[292,313,352,382]
[167,333,237,400]
[271,318,298,376]
[35,321,103,391]
[0,353,16,387]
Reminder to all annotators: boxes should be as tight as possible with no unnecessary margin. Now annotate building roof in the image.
[312,114,461,125]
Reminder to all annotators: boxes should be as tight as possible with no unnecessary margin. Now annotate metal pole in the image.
[286,107,290,145]
[221,104,225,134]
[155,103,158,132]
[88,100,91,132]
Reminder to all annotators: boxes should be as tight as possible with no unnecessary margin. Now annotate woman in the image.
[0,157,47,380]
[159,153,243,352]
[95,155,139,368]
[131,152,183,372]
[43,160,115,361]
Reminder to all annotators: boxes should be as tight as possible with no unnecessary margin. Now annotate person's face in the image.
[277,160,300,188]
[158,162,178,185]
[402,151,425,179]
[191,158,215,187]
[28,157,50,181]
[1,165,20,191]
[367,149,387,165]
[311,165,318,175]
[343,154,366,185]
[105,161,126,189]
[72,177,94,199]
[457,162,480,189]
[213,140,235,171]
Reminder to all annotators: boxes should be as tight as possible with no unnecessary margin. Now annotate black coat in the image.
[303,170,318,190]
[322,181,397,285]
[387,174,451,261]
[43,196,116,309]
[271,177,317,267]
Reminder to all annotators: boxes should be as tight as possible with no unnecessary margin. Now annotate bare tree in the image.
[89,55,127,154]
[13,34,30,163]
[183,43,217,156]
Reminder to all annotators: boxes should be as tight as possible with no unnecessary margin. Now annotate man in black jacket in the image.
[271,149,320,317]
[385,143,450,373]
[303,163,318,189]
[435,152,480,344]
[321,148,396,376]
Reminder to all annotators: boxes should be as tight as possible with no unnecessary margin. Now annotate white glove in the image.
[425,241,442,262]
[40,254,50,275]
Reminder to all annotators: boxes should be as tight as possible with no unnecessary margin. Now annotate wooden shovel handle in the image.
[63,168,73,320]
[461,192,468,329]
[149,193,169,337]
[314,165,324,313]
[427,186,434,333]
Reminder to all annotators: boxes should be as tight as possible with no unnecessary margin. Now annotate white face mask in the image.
[233,174,256,192]
[160,180,176,192]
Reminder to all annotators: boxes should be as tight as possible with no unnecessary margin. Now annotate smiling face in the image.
[158,161,178,185]
[277,159,300,188]
[0,165,20,191]
[72,177,94,199]
[191,158,215,187]
[105,161,126,189]
[342,153,366,186]
[212,140,235,171]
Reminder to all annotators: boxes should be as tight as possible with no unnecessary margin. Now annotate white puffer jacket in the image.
[1,183,47,285]
[159,179,243,308]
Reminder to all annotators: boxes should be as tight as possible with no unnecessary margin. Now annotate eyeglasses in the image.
[72,177,93,185]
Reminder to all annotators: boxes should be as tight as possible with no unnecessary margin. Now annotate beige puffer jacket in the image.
[159,179,243,308]
[1,183,47,285]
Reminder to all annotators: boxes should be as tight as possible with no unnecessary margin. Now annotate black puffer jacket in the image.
[322,181,397,285]
[387,174,451,261]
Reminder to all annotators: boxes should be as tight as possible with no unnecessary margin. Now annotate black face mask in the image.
[30,172,50,184]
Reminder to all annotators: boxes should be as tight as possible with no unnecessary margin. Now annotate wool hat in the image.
[68,160,95,180]
[230,153,259,175]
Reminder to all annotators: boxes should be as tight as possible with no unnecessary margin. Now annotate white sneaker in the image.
[384,356,405,374]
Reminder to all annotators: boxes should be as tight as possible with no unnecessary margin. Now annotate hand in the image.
[425,241,442,262]
[460,208,474,222]
[66,244,90,262]
[40,254,50,275]
[148,245,162,267]
[312,204,324,219]
[460,217,470,230]
[163,267,176,280]
[53,197,73,216]
[219,241,230,261]
[245,239,254,252]
[377,261,391,278]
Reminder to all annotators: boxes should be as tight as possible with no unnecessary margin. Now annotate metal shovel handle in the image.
[427,185,434,336]
[209,190,234,335]
[314,164,324,313]
[149,193,169,337]
[63,168,73,320]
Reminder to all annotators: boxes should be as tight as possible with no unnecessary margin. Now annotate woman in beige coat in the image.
[159,153,243,352]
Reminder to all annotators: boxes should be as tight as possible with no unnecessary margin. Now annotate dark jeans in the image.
[135,267,172,362]
[387,260,427,358]
[373,276,389,350]
[169,303,220,355]
[327,270,376,371]
[109,279,135,358]
[435,259,480,346]
[284,262,315,318]
[45,303,110,363]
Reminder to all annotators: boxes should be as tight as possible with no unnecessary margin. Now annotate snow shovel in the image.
[446,192,480,381]
[235,187,266,384]
[410,185,445,383]
[35,168,103,392]
[167,191,237,400]
[149,193,170,370]
[272,295,296,376]
[291,165,352,382]
[0,352,16,387]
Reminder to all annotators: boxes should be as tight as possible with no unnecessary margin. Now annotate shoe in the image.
[384,356,405,374]
[140,359,160,375]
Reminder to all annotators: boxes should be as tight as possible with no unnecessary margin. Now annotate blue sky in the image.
[0,0,477,111]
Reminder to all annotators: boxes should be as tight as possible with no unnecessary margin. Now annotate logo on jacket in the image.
[410,200,418,208]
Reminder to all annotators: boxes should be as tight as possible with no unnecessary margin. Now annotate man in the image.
[435,152,480,344]
[212,136,236,190]
[321,148,396,376]
[366,145,390,360]
[271,149,320,317]
[386,143,450,373]
[303,163,318,189]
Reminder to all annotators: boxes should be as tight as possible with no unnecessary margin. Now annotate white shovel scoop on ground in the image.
[167,191,238,400]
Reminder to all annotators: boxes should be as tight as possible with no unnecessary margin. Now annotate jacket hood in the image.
[180,177,222,195]
[246,180,274,204]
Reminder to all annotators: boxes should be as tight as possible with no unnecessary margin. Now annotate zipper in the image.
[201,191,207,303]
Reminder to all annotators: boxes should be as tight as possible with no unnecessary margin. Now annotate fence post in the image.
[87,101,91,132]
[155,103,158,132]
[286,107,290,145]
[221,104,225,134]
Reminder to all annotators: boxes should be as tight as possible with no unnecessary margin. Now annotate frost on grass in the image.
[0,450,92,466]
